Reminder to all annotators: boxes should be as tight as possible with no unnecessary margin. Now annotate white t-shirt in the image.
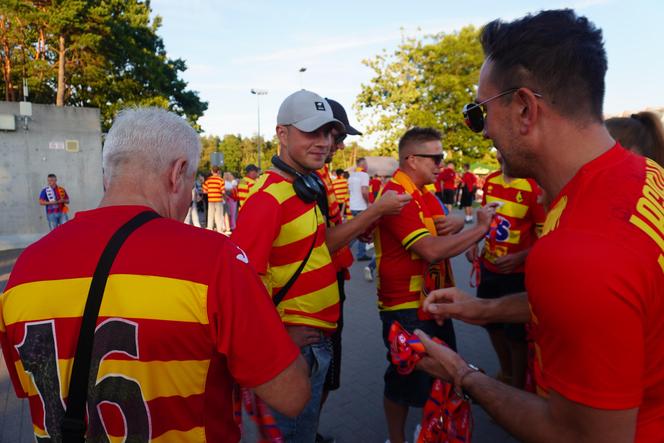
[348,171,370,211]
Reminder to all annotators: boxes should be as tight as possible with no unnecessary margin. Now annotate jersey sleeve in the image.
[526,231,645,409]
[231,191,281,275]
[39,189,47,201]
[380,197,431,250]
[207,241,299,388]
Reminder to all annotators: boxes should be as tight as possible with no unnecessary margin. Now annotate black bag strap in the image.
[272,208,320,307]
[61,210,161,443]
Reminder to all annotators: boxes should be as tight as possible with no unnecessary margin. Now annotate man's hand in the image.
[476,202,499,230]
[286,325,322,348]
[375,190,412,216]
[465,243,479,263]
[494,250,528,274]
[414,329,467,384]
[423,287,489,326]
[434,215,464,236]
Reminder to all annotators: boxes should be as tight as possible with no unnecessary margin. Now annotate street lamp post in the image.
[250,88,268,170]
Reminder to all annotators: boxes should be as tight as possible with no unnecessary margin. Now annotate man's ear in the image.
[515,88,540,135]
[276,125,288,147]
[169,158,188,193]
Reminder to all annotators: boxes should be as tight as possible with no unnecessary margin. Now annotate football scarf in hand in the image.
[388,321,473,443]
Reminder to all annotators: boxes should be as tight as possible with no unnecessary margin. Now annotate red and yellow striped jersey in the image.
[331,177,349,205]
[203,175,224,202]
[481,171,545,273]
[0,206,299,443]
[316,166,354,273]
[237,176,256,208]
[232,171,340,330]
[374,179,434,311]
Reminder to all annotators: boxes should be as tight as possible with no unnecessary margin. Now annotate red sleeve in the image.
[526,232,645,409]
[380,197,431,250]
[231,191,281,275]
[208,241,299,388]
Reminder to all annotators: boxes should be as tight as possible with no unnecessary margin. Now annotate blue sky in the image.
[151,0,663,147]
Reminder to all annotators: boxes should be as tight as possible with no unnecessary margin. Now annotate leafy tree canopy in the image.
[356,26,496,167]
[0,0,207,131]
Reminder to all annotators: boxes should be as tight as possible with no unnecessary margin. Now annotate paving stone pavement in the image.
[0,218,518,442]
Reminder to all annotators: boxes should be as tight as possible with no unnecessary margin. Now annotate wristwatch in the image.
[455,363,482,400]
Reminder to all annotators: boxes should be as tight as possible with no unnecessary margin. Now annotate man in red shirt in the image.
[416,10,664,443]
[374,127,495,443]
[460,163,478,223]
[436,162,457,212]
[0,107,309,443]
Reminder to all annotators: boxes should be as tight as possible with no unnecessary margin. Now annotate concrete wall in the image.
[0,102,103,249]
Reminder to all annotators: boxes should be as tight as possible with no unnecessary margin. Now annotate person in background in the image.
[39,173,70,230]
[460,163,478,223]
[223,171,238,230]
[606,111,664,166]
[203,166,228,234]
[237,164,259,209]
[332,168,350,217]
[348,157,371,260]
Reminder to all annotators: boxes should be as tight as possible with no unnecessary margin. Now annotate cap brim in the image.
[292,115,345,133]
[345,124,362,136]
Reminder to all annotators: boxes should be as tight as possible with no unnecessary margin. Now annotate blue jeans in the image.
[273,338,332,442]
[46,212,68,230]
[350,210,369,258]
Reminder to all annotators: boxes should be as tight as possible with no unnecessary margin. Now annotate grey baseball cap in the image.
[277,90,345,133]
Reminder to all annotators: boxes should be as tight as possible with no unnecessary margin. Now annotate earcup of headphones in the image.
[271,155,321,204]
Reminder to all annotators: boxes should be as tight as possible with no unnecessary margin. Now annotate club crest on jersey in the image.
[490,216,511,242]
[516,191,524,203]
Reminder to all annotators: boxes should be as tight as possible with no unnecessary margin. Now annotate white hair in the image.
[102,107,201,182]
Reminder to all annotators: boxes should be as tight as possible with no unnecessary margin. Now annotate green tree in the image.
[0,0,207,130]
[356,26,494,165]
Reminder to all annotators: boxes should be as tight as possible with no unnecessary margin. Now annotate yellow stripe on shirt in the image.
[3,275,208,325]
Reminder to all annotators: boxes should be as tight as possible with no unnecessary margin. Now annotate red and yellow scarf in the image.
[391,170,455,316]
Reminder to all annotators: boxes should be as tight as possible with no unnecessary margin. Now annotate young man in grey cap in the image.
[232,90,345,442]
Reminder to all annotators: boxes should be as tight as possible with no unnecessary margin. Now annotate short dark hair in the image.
[335,168,345,176]
[398,127,442,153]
[480,9,607,122]
[356,157,366,165]
[47,173,56,179]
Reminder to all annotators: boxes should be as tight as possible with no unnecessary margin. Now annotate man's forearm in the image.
[483,292,531,323]
[326,204,381,253]
[462,372,636,443]
[425,225,488,262]
[463,372,570,443]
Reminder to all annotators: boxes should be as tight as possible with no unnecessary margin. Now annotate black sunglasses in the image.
[410,153,444,166]
[462,88,542,133]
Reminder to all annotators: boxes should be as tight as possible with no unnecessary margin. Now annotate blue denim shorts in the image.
[380,309,456,407]
[272,337,332,442]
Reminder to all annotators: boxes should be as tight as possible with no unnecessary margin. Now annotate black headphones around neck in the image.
[271,155,323,204]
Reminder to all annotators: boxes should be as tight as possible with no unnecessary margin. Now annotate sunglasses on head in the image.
[410,153,444,166]
[462,87,543,133]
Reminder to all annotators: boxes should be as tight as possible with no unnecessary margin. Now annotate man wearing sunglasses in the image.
[373,127,496,443]
[417,9,664,443]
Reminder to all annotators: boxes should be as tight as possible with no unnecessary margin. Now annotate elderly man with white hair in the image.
[1,107,310,443]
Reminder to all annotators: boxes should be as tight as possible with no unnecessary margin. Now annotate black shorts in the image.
[442,189,456,205]
[476,264,526,341]
[324,272,346,391]
[460,187,475,207]
[380,309,456,407]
